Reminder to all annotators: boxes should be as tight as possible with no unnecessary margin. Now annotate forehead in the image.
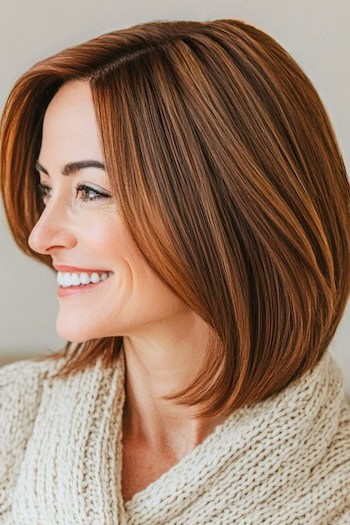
[40,80,103,161]
[45,80,93,115]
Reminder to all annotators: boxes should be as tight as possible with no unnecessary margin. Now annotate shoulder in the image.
[0,355,54,384]
[0,355,67,517]
[0,355,66,403]
[0,353,69,429]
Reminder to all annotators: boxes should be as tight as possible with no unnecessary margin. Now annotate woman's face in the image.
[28,80,185,343]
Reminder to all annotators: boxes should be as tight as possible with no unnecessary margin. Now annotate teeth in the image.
[90,272,100,284]
[57,271,112,288]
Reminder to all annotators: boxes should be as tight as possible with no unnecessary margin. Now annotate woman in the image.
[0,18,349,524]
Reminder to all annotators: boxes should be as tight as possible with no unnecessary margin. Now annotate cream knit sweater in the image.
[0,346,349,524]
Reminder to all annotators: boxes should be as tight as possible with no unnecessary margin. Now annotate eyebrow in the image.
[34,159,105,176]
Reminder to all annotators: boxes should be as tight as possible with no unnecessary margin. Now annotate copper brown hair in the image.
[0,18,349,419]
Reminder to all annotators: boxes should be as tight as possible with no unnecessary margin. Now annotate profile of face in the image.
[28,80,186,343]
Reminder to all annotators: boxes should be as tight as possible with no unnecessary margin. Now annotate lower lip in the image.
[57,275,112,297]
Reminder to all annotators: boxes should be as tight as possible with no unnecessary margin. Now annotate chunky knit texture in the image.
[0,346,349,524]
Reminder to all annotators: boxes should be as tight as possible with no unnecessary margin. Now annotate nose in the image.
[28,200,77,255]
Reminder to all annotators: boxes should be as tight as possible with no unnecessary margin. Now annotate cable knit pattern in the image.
[0,347,349,524]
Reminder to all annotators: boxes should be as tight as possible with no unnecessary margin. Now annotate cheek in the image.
[84,213,127,259]
[55,213,187,341]
[83,213,185,313]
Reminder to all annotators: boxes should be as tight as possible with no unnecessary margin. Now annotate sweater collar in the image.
[10,348,349,524]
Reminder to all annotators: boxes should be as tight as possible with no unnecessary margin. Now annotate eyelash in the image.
[36,183,110,203]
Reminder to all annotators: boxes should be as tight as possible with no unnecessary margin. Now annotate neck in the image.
[120,316,225,458]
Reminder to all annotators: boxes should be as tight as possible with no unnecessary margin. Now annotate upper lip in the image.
[53,264,112,274]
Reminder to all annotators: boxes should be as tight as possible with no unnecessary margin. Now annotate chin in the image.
[56,319,96,344]
[56,332,90,344]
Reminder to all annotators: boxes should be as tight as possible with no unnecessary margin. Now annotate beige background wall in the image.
[0,0,349,395]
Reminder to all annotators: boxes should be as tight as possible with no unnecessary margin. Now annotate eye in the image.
[76,184,109,202]
[36,183,111,203]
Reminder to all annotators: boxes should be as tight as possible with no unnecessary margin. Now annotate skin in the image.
[28,80,224,468]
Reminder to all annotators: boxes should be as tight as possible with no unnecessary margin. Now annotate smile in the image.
[57,273,113,297]
[57,270,113,287]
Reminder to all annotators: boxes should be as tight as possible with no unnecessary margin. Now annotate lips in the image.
[53,264,112,274]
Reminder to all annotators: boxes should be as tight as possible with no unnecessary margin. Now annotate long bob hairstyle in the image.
[0,18,349,419]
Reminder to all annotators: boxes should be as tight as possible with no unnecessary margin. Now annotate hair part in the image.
[0,18,349,419]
